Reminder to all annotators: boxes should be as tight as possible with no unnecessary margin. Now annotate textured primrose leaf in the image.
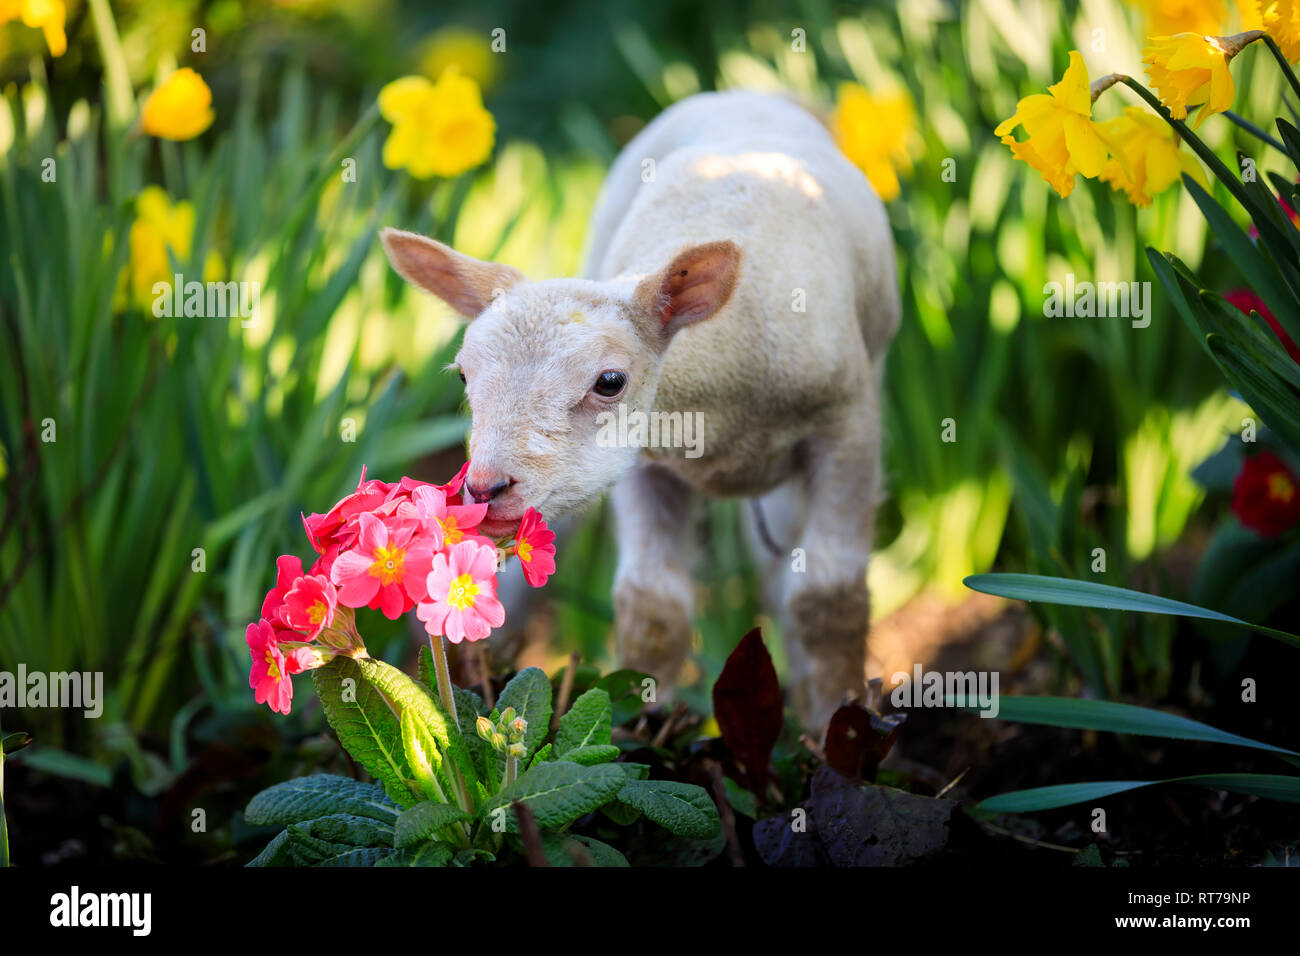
[314,847,397,867]
[535,832,630,867]
[555,688,613,755]
[245,774,399,826]
[356,656,478,797]
[528,742,554,769]
[617,779,720,839]
[312,657,417,807]
[246,829,293,867]
[401,706,444,802]
[495,667,552,759]
[561,744,621,766]
[482,760,625,832]
[292,813,395,848]
[376,842,455,867]
[394,801,474,848]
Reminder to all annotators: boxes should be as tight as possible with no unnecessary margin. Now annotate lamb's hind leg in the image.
[612,463,696,706]
[784,400,882,735]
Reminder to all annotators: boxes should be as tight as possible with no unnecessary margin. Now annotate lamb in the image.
[381,89,900,732]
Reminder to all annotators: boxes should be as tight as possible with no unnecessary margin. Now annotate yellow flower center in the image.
[308,601,327,626]
[516,541,533,563]
[440,516,464,545]
[264,650,283,682]
[1268,472,1295,504]
[368,543,406,585]
[447,573,479,611]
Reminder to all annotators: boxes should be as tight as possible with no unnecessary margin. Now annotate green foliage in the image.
[482,761,626,833]
[244,774,399,826]
[615,779,721,840]
[247,658,721,866]
[554,687,612,754]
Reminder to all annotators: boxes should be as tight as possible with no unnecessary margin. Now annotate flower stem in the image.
[1262,36,1300,107]
[428,634,459,726]
[1223,110,1288,152]
[427,635,475,830]
[503,753,518,788]
[1118,76,1250,207]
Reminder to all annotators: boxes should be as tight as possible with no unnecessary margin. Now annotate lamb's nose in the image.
[464,478,511,504]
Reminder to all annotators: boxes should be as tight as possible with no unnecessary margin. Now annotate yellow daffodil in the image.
[140,68,215,141]
[1262,0,1300,60]
[120,186,222,312]
[1097,107,1207,206]
[831,83,920,203]
[995,51,1123,198]
[1129,0,1229,35]
[0,0,67,56]
[1142,34,1244,127]
[378,68,495,179]
[1239,0,1265,29]
[419,28,499,92]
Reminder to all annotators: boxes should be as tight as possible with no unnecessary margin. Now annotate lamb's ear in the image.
[380,227,526,318]
[632,240,741,343]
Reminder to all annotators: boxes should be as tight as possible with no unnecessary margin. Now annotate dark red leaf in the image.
[712,627,784,796]
[824,704,905,780]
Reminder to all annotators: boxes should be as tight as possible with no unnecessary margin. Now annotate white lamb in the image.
[382,90,899,731]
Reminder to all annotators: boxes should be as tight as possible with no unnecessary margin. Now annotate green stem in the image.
[1223,110,1288,153]
[1262,36,1300,107]
[86,0,133,130]
[1117,77,1251,208]
[428,633,459,726]
[503,753,517,788]
[427,634,476,827]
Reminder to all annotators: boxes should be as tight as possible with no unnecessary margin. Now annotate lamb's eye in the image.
[458,368,467,384]
[593,371,627,397]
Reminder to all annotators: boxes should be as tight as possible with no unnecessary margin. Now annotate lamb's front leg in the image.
[785,402,882,735]
[612,462,696,705]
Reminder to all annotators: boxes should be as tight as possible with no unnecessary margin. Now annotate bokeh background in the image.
[1,0,1296,863]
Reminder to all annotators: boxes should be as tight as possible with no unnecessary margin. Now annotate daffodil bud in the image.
[476,716,495,742]
[507,741,525,759]
[499,706,516,726]
[492,732,508,752]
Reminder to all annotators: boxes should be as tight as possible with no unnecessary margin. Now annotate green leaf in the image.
[401,707,445,802]
[562,744,622,766]
[291,813,395,847]
[535,832,630,866]
[1182,177,1299,340]
[315,847,397,867]
[570,835,630,867]
[977,773,1300,813]
[354,656,478,799]
[616,779,720,839]
[482,760,625,832]
[376,842,455,867]
[599,801,642,826]
[245,774,400,826]
[246,830,293,867]
[957,696,1298,757]
[394,801,474,848]
[963,573,1300,649]
[311,657,417,807]
[527,742,553,769]
[451,847,496,867]
[0,732,31,755]
[495,667,552,759]
[555,688,613,755]
[1206,334,1300,452]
